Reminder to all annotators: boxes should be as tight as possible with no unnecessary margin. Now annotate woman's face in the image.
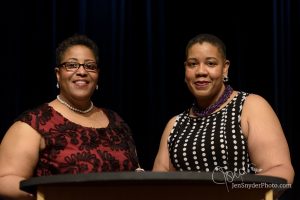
[184,42,229,101]
[56,45,99,101]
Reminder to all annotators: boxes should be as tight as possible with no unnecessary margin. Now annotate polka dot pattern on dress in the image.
[168,92,254,174]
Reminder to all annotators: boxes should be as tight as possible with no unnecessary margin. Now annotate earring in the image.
[223,76,229,83]
[56,82,59,89]
[96,85,99,90]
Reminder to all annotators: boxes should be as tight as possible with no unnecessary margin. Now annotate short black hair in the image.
[56,34,99,66]
[185,33,227,59]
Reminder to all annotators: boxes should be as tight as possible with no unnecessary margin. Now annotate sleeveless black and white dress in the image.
[168,92,255,174]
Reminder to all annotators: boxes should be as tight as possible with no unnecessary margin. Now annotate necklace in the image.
[57,95,94,114]
[192,85,233,117]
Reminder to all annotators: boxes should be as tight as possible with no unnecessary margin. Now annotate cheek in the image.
[210,73,221,80]
[185,69,194,81]
[209,68,223,79]
[92,74,99,82]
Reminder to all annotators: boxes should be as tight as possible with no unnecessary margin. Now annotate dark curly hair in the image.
[55,34,99,66]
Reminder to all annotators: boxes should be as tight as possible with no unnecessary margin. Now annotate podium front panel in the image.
[20,172,287,200]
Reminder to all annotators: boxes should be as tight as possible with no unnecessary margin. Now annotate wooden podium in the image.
[20,172,287,200]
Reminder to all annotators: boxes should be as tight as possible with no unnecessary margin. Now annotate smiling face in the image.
[184,42,229,106]
[55,45,99,102]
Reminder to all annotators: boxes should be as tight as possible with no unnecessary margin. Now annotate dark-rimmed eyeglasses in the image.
[57,62,98,72]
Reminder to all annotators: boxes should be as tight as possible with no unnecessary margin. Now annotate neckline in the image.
[56,95,94,114]
[47,104,110,129]
[192,85,233,117]
[187,91,240,119]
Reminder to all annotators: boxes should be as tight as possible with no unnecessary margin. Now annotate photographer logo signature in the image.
[211,164,262,192]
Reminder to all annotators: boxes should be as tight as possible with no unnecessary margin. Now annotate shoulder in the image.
[240,93,276,138]
[241,93,276,120]
[4,120,41,142]
[243,93,271,108]
[18,103,49,114]
[14,103,54,132]
[167,115,178,126]
[163,114,181,135]
[15,103,50,121]
[168,111,186,125]
[102,108,122,119]
[101,108,129,126]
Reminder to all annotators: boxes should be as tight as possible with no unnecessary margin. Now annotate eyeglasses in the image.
[57,62,98,72]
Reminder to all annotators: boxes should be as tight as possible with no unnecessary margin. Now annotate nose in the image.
[76,64,88,75]
[195,63,207,75]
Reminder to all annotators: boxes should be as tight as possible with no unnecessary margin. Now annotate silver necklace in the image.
[57,95,94,114]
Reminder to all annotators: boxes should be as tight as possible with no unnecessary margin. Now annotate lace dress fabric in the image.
[168,92,255,174]
[16,104,139,176]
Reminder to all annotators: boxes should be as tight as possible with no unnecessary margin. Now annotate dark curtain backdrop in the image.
[0,0,298,199]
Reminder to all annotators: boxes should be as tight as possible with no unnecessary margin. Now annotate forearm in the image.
[0,175,34,200]
[153,157,176,172]
[152,162,169,172]
[256,164,294,184]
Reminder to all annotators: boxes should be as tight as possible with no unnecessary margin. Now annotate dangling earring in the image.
[96,85,99,90]
[56,82,59,89]
[223,75,229,83]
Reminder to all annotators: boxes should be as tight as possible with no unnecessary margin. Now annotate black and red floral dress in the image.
[16,104,139,176]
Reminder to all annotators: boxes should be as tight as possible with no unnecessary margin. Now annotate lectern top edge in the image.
[20,171,287,194]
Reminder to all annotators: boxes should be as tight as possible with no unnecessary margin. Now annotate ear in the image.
[55,67,60,82]
[223,59,230,77]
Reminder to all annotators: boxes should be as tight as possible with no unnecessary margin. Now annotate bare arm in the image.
[152,116,177,171]
[241,94,294,184]
[0,121,41,199]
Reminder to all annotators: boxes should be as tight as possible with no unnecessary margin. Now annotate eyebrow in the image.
[64,58,96,62]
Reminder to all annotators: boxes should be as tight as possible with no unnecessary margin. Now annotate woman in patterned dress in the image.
[0,34,141,199]
[153,33,294,185]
